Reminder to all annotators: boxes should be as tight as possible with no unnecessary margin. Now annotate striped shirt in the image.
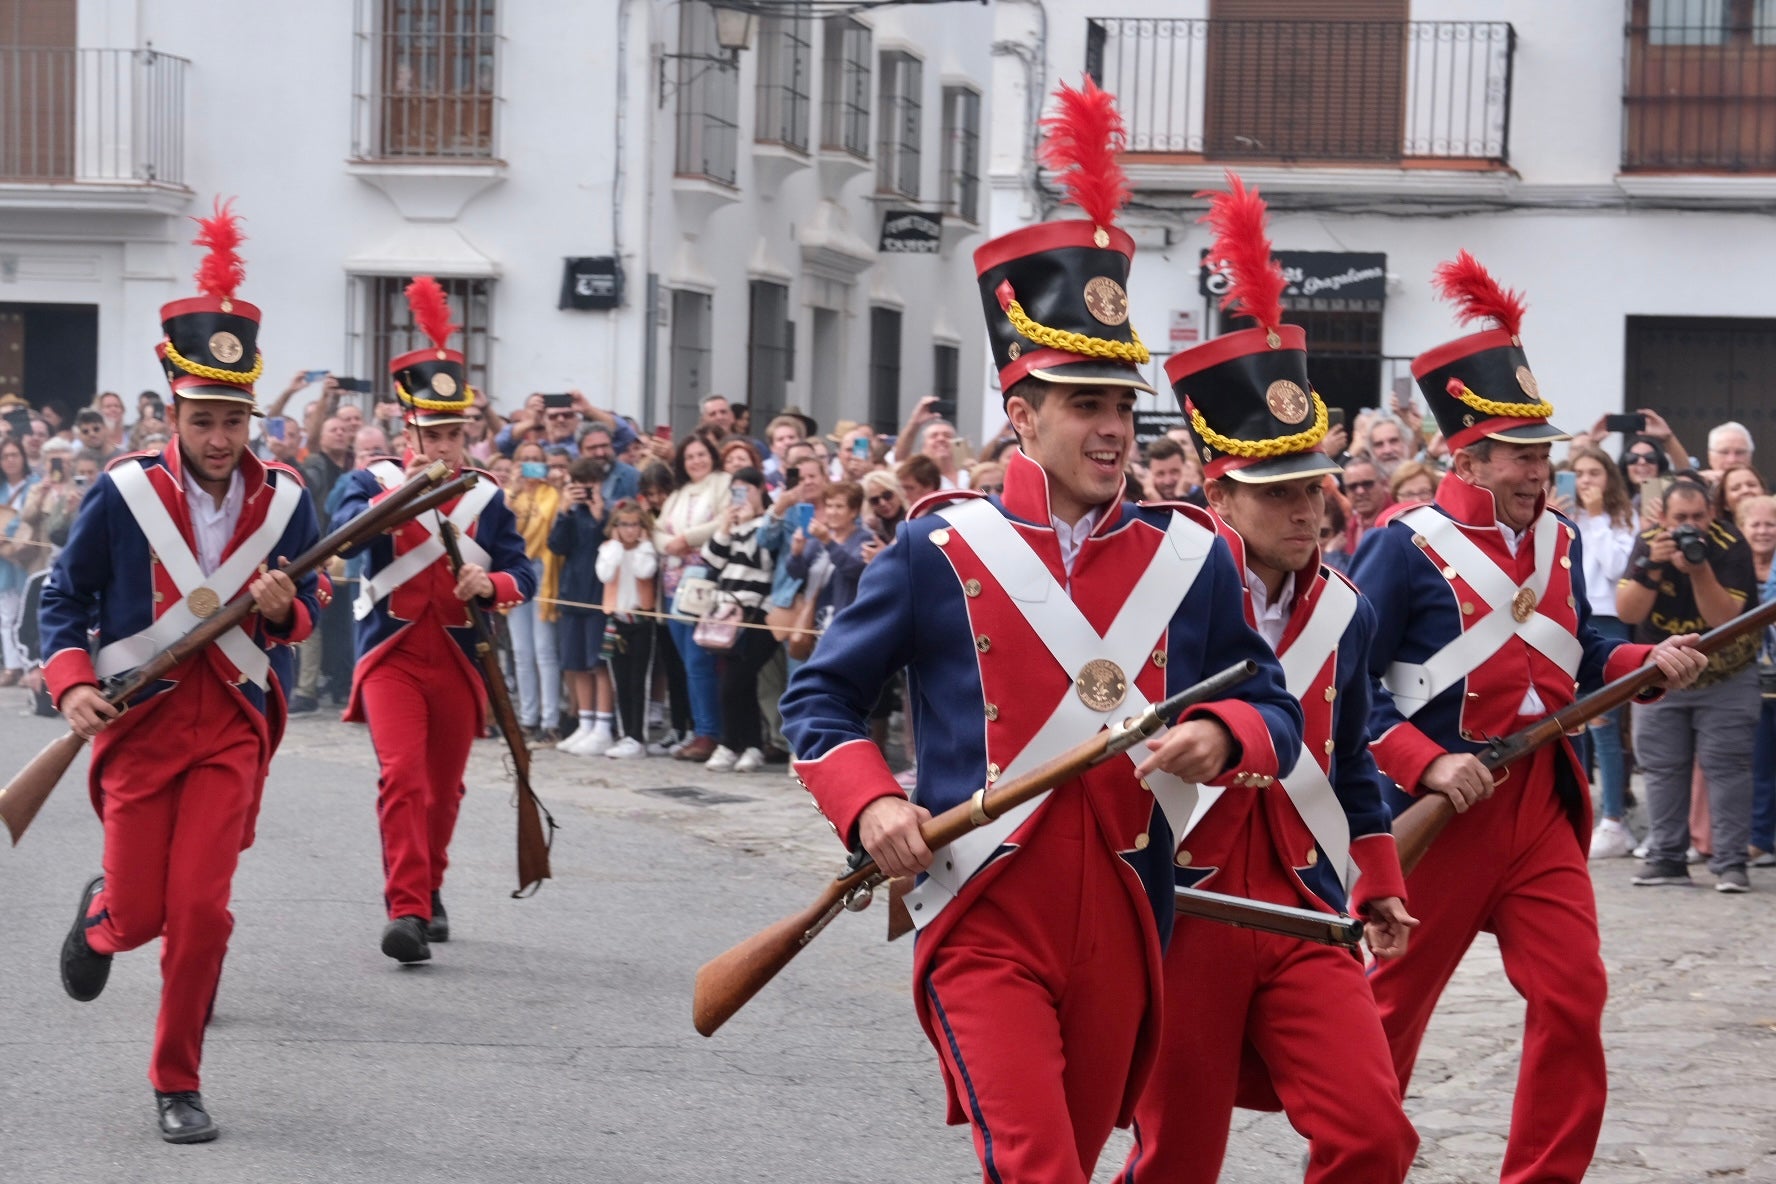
[701,516,775,610]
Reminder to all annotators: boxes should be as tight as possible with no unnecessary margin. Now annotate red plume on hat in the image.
[192,196,246,302]
[1198,171,1285,335]
[404,276,458,350]
[1431,249,1525,338]
[1038,75,1130,230]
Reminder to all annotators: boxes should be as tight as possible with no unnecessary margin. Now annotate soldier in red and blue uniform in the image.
[1126,175,1417,1184]
[43,200,323,1143]
[780,81,1301,1184]
[330,277,532,965]
[1351,253,1706,1184]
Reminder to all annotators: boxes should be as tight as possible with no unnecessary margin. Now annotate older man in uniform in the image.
[45,201,322,1142]
[1352,253,1706,1184]
[780,82,1300,1184]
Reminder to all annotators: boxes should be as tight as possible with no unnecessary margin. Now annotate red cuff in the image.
[1603,642,1666,703]
[792,738,906,849]
[315,571,335,609]
[1347,832,1408,916]
[1371,721,1446,798]
[44,647,98,709]
[487,571,524,611]
[1183,699,1279,786]
[267,600,313,647]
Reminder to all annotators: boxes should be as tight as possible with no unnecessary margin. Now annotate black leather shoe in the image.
[61,875,112,1002]
[287,694,319,715]
[155,1090,218,1143]
[380,916,431,964]
[425,892,449,943]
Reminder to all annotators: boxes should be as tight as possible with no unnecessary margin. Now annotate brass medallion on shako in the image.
[1515,366,1539,399]
[187,587,221,619]
[1075,658,1128,712]
[431,372,459,398]
[208,331,244,365]
[1265,379,1310,425]
[1511,586,1537,623]
[1082,276,1129,326]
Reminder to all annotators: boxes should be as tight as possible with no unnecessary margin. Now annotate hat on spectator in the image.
[155,197,264,412]
[1412,251,1567,451]
[777,405,819,437]
[390,276,473,427]
[825,419,866,445]
[1164,172,1336,485]
[974,76,1152,396]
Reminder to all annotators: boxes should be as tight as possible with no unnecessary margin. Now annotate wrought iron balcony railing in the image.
[1085,18,1514,166]
[1623,2,1776,171]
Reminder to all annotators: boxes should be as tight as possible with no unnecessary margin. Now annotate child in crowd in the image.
[595,499,659,759]
[549,456,613,755]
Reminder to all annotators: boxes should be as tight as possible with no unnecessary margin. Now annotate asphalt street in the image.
[3,695,1776,1182]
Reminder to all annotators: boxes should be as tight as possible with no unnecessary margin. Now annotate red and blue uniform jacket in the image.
[1179,520,1407,918]
[329,456,533,722]
[40,444,322,838]
[780,448,1301,1123]
[1350,476,1656,846]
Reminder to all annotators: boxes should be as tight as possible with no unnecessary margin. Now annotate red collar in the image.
[160,436,270,503]
[1433,469,1547,531]
[999,447,1122,538]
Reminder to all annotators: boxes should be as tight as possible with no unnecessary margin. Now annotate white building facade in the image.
[0,0,994,441]
[990,0,1776,472]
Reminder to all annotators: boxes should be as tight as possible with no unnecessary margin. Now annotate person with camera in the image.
[1618,477,1761,892]
[549,457,616,755]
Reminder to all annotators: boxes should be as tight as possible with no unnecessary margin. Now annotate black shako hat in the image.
[156,197,263,411]
[391,276,473,428]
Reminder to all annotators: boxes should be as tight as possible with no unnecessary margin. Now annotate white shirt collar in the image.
[1050,504,1104,576]
[182,464,244,576]
[1243,566,1296,650]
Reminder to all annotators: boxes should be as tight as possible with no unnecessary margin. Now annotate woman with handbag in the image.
[698,467,778,772]
[654,434,731,762]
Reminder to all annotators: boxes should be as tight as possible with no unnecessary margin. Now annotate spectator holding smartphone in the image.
[595,499,658,758]
[785,481,869,631]
[550,458,614,755]
[653,435,731,760]
[506,441,565,742]
[860,470,906,543]
[699,468,777,772]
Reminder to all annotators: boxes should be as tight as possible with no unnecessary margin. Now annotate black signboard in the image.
[560,257,623,310]
[879,209,942,255]
[1134,410,1188,449]
[1199,250,1387,302]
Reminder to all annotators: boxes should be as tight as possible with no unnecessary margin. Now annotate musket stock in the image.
[0,462,465,845]
[692,660,1260,1036]
[1392,595,1776,876]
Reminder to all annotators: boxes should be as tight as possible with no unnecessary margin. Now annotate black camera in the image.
[1669,523,1709,565]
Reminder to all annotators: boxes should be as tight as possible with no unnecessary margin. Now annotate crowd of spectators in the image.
[3,377,1774,886]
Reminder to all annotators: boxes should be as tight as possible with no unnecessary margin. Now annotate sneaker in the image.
[1588,818,1634,860]
[1632,860,1693,887]
[1687,845,1707,865]
[572,728,614,757]
[1716,867,1752,893]
[647,701,666,730]
[733,746,767,773]
[704,744,739,771]
[605,736,646,760]
[1750,847,1776,868]
[1632,840,1650,860]
[556,724,593,753]
[287,694,319,715]
[647,731,683,757]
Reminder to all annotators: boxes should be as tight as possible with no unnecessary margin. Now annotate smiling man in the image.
[780,82,1300,1184]
[41,202,322,1144]
[1351,253,1706,1184]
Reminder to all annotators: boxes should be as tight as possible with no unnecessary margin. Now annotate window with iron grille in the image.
[366,0,498,159]
[933,343,959,409]
[869,307,902,432]
[748,281,792,417]
[940,86,981,222]
[877,51,922,196]
[362,275,492,398]
[670,290,714,430]
[755,4,812,150]
[674,0,740,184]
[1625,0,1776,168]
[821,16,871,157]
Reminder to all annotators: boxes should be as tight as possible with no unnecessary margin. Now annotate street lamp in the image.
[659,2,757,105]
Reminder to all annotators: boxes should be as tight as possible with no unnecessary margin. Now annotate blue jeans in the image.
[506,559,560,729]
[1753,698,1776,852]
[667,617,721,739]
[1587,616,1631,821]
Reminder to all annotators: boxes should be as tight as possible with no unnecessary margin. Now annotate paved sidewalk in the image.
[277,713,1776,1183]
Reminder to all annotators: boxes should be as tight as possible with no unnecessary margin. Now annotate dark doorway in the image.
[1624,315,1776,483]
[0,303,99,422]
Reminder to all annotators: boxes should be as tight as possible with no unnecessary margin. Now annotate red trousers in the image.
[922,789,1151,1184]
[1128,818,1416,1184]
[85,671,263,1093]
[359,620,481,921]
[1368,740,1607,1184]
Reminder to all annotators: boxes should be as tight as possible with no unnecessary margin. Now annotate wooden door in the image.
[1624,315,1776,483]
[0,0,77,180]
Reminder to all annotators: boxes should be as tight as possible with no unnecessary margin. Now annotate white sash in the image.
[905,498,1213,927]
[1382,507,1583,719]
[353,461,496,620]
[1274,572,1358,890]
[96,461,302,688]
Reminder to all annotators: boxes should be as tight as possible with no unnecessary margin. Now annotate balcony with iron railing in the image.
[1085,18,1515,172]
[0,47,188,194]
[1622,1,1776,172]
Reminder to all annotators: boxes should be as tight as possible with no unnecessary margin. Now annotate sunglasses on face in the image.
[1345,480,1377,493]
[1627,453,1657,464]
[867,492,899,505]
